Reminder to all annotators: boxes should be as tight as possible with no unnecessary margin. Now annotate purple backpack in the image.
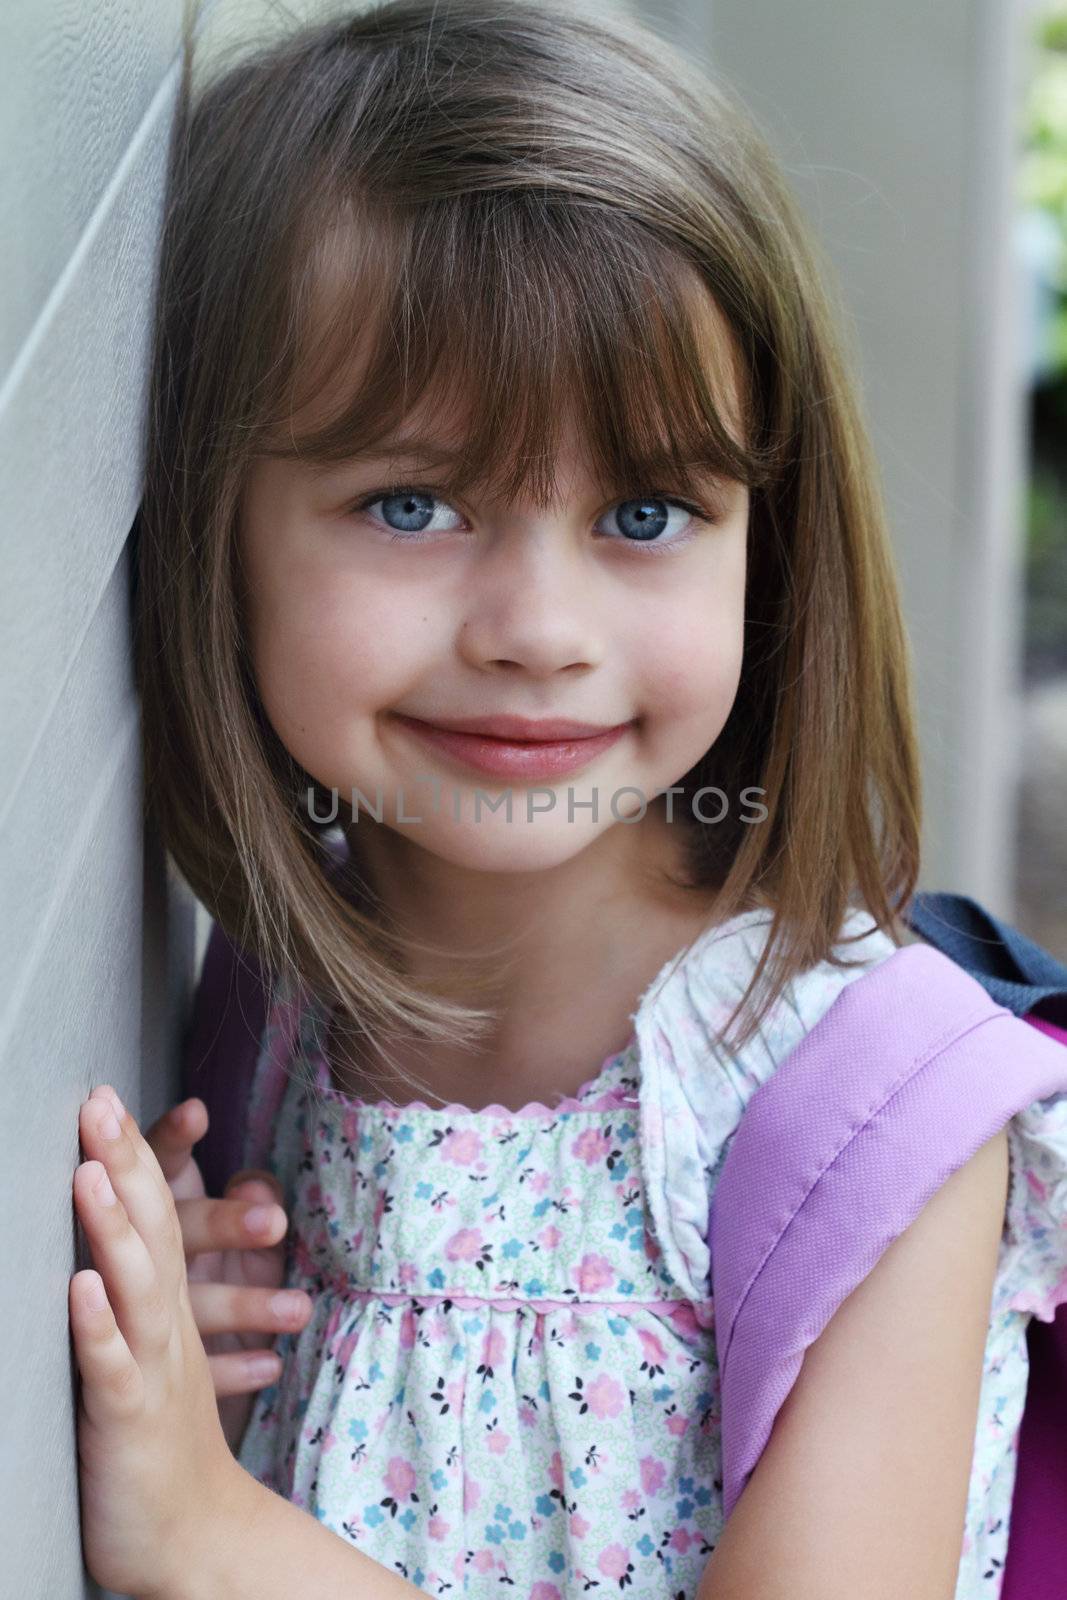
[181,893,1067,1596]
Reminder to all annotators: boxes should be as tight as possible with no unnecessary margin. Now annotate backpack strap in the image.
[180,921,272,1199]
[905,890,1067,1025]
[902,890,1067,1599]
[179,841,351,1196]
[709,941,1067,1523]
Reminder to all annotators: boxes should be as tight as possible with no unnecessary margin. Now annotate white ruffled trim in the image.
[634,907,899,1304]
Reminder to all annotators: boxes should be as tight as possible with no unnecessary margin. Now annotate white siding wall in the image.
[0,3,330,1593]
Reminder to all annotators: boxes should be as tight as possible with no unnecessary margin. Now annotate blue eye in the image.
[595,496,705,551]
[355,489,464,540]
[350,486,714,551]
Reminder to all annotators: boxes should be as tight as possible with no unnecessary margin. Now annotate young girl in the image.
[67,0,1067,1596]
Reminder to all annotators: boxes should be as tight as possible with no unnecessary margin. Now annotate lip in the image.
[390,713,634,780]
[401,713,625,740]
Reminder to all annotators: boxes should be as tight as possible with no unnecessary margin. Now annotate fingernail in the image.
[244,1204,278,1234]
[94,1169,117,1206]
[270,1291,308,1321]
[98,1105,122,1141]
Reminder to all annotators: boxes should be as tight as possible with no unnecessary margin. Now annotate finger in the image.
[83,1086,185,1288]
[72,1155,169,1371]
[175,1192,289,1258]
[225,1169,283,1204]
[207,1344,284,1399]
[143,1098,209,1183]
[69,1269,145,1425]
[189,1280,313,1339]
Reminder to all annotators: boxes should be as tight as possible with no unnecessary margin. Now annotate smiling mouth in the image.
[389,713,634,780]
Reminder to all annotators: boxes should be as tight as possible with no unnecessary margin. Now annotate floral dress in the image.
[233,907,1067,1598]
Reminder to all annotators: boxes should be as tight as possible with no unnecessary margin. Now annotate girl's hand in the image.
[70,1084,248,1599]
[142,1098,313,1408]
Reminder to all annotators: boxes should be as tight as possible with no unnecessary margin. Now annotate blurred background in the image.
[1016,2,1067,958]
[2,0,1065,1592]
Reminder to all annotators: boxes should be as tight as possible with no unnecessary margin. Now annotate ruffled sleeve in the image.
[997,1087,1067,1323]
[632,907,899,1311]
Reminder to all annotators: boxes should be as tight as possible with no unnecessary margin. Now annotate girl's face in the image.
[238,367,749,878]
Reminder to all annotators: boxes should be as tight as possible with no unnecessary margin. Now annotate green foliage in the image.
[1022,7,1067,670]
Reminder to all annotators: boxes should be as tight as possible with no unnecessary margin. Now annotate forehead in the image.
[259,204,753,506]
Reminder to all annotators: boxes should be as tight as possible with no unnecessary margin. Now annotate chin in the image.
[386,814,612,874]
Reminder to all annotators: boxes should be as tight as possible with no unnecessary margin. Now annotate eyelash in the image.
[348,484,718,555]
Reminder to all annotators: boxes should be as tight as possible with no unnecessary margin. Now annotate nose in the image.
[456,527,605,678]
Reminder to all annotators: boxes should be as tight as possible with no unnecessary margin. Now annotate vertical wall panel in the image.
[1,2,327,1592]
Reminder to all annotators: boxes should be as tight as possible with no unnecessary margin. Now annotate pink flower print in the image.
[665,1412,689,1438]
[329,1325,359,1369]
[1009,1261,1067,1321]
[472,1549,496,1574]
[664,1300,704,1342]
[529,1170,551,1195]
[669,1527,694,1554]
[446,1226,485,1263]
[372,1190,388,1230]
[292,1236,318,1276]
[597,1544,632,1582]
[1026,1168,1049,1203]
[570,1511,590,1538]
[637,1326,667,1377]
[307,1181,324,1208]
[341,1107,361,1142]
[643,1230,662,1265]
[640,1456,666,1496]
[620,1489,641,1512]
[573,1126,612,1166]
[441,1127,483,1166]
[575,1252,615,1293]
[480,1324,507,1370]
[487,1430,511,1456]
[399,1307,417,1350]
[519,1400,537,1428]
[397,1260,418,1288]
[549,1450,564,1492]
[463,1472,481,1513]
[428,1512,450,1541]
[446,1376,465,1412]
[531,1586,563,1600]
[584,1372,625,1419]
[538,1224,562,1251]
[383,1457,417,1503]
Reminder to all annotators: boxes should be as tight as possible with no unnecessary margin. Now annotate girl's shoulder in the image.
[631,904,899,1307]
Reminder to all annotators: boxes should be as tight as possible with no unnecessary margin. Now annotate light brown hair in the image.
[134,0,922,1092]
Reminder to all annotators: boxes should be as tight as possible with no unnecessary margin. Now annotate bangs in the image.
[256,185,771,510]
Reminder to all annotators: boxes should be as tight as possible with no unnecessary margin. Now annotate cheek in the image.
[634,572,745,729]
[246,565,428,755]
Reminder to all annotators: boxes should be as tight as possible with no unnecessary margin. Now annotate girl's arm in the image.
[159,1472,429,1600]
[697,1125,1010,1600]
